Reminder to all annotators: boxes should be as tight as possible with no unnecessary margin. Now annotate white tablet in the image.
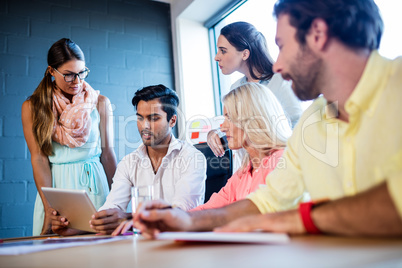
[41,187,96,233]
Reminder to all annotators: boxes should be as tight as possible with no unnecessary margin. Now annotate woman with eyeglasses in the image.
[21,38,117,235]
[208,22,302,170]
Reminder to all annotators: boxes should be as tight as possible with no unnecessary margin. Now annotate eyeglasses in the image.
[53,67,90,82]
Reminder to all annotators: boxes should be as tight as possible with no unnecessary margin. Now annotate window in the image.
[208,0,402,115]
[374,0,402,59]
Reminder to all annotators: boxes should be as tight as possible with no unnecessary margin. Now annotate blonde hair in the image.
[222,83,292,169]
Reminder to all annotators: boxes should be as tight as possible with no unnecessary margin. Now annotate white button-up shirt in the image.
[100,136,207,211]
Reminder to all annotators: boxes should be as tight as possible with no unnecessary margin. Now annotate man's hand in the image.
[90,208,130,235]
[133,199,193,239]
[215,209,306,235]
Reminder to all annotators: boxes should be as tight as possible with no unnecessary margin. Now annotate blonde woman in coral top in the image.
[192,82,292,211]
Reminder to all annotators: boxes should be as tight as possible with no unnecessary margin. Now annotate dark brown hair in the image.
[28,38,85,156]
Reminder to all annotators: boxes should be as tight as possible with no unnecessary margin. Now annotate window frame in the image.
[205,0,247,116]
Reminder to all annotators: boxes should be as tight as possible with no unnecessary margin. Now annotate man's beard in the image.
[286,45,323,101]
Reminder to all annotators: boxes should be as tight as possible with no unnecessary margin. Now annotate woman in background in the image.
[192,83,291,210]
[208,21,302,169]
[21,38,117,235]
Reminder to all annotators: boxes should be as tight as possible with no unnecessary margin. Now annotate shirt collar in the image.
[137,135,181,158]
[165,135,182,155]
[242,154,275,177]
[345,50,391,116]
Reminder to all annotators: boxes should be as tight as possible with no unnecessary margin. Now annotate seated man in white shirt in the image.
[51,84,206,235]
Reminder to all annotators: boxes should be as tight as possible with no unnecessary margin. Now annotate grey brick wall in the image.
[0,0,174,238]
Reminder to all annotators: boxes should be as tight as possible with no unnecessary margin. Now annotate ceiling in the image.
[151,0,237,24]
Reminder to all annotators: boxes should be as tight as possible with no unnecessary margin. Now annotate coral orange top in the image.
[191,149,284,211]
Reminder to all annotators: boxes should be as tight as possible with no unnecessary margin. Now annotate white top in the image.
[230,73,302,129]
[99,136,207,211]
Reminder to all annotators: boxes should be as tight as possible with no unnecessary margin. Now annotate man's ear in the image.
[307,18,329,51]
[169,114,177,128]
[242,49,250,61]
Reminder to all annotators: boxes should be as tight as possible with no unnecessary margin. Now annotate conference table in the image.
[1,234,402,267]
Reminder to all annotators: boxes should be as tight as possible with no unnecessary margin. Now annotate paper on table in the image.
[0,236,131,255]
[157,232,289,244]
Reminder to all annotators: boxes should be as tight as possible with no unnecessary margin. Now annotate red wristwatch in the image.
[299,201,322,234]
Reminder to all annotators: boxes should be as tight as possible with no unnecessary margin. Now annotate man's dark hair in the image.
[132,84,179,121]
[273,0,383,50]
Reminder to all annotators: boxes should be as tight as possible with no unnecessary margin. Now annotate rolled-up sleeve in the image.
[377,150,402,219]
[383,150,402,219]
[388,172,402,219]
[247,124,307,213]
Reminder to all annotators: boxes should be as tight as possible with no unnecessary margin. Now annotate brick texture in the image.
[0,0,173,238]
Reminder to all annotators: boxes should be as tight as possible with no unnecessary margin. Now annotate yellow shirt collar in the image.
[345,51,391,117]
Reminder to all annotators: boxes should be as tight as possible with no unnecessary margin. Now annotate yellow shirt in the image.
[248,51,402,219]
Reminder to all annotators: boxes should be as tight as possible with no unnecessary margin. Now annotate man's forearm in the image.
[188,199,261,231]
[312,182,402,236]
